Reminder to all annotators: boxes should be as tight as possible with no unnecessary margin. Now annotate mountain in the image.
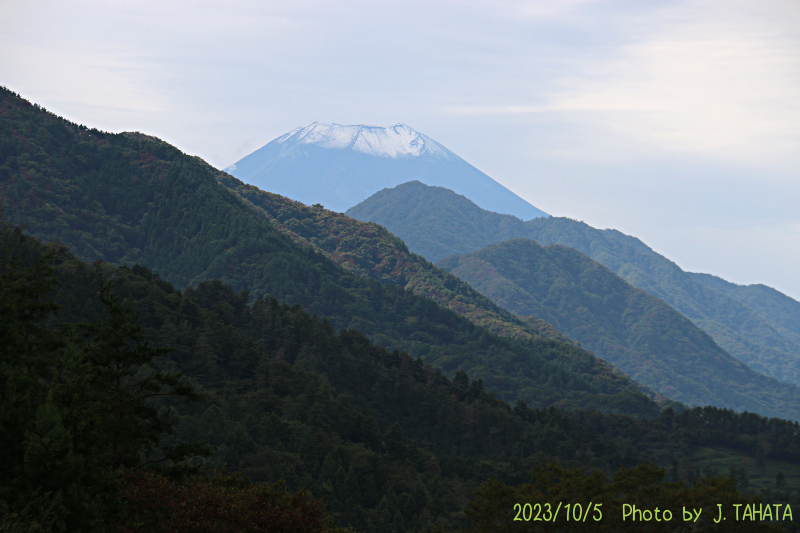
[216,175,573,345]
[0,86,654,417]
[7,87,800,531]
[689,272,800,348]
[5,225,796,532]
[438,238,800,417]
[347,181,800,387]
[224,122,548,220]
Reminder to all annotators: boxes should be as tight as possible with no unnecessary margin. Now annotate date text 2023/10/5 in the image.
[513,502,793,524]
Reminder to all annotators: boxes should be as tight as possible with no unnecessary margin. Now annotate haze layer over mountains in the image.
[225,122,549,220]
[6,89,800,530]
[5,89,800,417]
[347,181,800,390]
[222,120,800,416]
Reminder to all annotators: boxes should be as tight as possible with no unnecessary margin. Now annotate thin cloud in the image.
[443,1,800,162]
[1,0,798,298]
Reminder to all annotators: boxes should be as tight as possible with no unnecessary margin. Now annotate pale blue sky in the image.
[2,0,799,299]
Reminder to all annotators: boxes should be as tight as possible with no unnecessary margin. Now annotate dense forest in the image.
[0,85,655,417]
[3,86,800,531]
[0,223,350,532]
[438,238,800,419]
[347,180,800,387]
[2,224,799,532]
[218,175,571,344]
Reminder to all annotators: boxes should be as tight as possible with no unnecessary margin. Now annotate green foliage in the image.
[218,176,573,345]
[438,238,800,421]
[691,272,800,371]
[6,225,800,531]
[347,180,800,388]
[0,226,202,531]
[0,85,656,417]
[7,87,800,531]
[104,272,800,528]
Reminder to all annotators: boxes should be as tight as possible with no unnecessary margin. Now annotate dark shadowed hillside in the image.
[217,175,572,345]
[0,86,655,417]
[4,224,798,532]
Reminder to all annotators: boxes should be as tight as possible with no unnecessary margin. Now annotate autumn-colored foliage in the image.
[117,470,350,533]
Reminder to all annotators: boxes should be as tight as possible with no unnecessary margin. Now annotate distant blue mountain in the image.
[224,122,549,220]
[347,180,800,389]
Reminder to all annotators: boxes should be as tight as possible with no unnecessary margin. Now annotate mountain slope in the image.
[346,180,526,263]
[224,122,548,219]
[0,86,654,416]
[347,181,800,386]
[690,272,800,347]
[7,226,800,531]
[217,175,572,345]
[438,238,800,418]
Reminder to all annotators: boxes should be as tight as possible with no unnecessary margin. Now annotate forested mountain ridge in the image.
[3,224,797,532]
[0,224,352,532]
[690,272,800,348]
[223,122,549,219]
[347,180,800,386]
[217,175,572,344]
[438,238,800,420]
[0,86,654,416]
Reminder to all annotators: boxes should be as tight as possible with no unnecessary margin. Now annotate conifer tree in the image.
[0,225,203,531]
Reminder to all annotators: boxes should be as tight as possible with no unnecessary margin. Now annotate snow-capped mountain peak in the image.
[275,122,452,159]
[224,122,549,220]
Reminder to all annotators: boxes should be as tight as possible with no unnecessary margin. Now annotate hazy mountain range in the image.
[437,237,796,413]
[348,181,800,389]
[4,86,800,531]
[5,92,800,416]
[224,122,549,220]
[0,87,652,416]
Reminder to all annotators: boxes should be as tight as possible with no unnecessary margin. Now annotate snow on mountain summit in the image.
[275,123,452,159]
[224,122,549,220]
